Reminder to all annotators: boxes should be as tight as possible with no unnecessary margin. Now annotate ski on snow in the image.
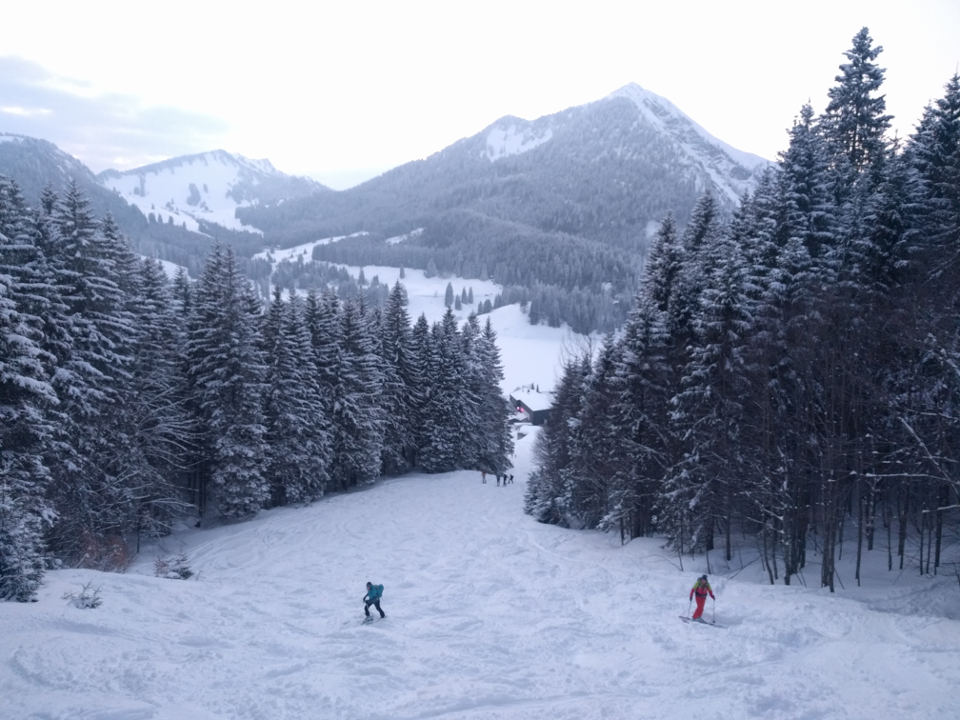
[679,616,725,628]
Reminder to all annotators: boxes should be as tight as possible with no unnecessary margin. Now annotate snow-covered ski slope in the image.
[2,428,958,719]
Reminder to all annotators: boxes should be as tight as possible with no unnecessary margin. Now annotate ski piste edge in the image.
[679,616,725,628]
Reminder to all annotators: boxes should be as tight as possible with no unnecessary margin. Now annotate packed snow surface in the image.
[2,425,958,720]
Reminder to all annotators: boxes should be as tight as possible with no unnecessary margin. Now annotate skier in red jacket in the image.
[689,575,715,621]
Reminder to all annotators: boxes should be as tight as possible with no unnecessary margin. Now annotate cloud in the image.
[0,56,228,173]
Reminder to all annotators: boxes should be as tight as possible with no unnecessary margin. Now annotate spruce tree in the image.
[44,183,139,562]
[379,282,418,475]
[475,318,513,474]
[822,27,892,178]
[610,291,671,540]
[330,298,384,488]
[186,245,269,519]
[0,176,58,599]
[568,334,623,529]
[261,289,330,504]
[525,354,590,525]
[419,311,466,472]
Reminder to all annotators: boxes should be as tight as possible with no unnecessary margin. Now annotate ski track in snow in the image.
[2,429,958,719]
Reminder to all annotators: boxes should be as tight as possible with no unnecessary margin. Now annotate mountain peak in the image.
[99,150,325,235]
[606,82,669,106]
[604,82,769,176]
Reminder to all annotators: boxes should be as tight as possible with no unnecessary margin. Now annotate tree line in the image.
[526,29,960,589]
[0,179,513,601]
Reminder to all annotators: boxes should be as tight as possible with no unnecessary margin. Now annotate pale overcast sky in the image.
[2,0,958,188]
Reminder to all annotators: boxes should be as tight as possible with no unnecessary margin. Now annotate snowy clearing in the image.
[2,427,958,720]
[249,249,588,396]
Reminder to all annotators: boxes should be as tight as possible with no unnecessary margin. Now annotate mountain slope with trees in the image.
[237,85,769,332]
[1,84,770,334]
[526,28,960,588]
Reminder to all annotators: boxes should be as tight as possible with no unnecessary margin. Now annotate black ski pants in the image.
[365,599,385,618]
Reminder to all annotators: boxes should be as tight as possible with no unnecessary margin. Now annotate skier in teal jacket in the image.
[363,581,385,619]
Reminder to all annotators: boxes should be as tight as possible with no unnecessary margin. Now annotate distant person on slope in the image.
[689,575,715,621]
[363,581,386,620]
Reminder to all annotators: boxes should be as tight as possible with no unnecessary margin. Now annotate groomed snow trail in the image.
[1,428,958,719]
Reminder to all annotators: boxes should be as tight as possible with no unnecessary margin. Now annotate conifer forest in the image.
[525,30,960,590]
[0,179,512,600]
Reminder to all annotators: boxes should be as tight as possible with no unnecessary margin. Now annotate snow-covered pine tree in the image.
[409,313,432,468]
[0,175,58,600]
[125,257,194,540]
[419,310,467,473]
[894,73,960,575]
[525,353,591,525]
[821,27,892,183]
[474,317,513,474]
[329,298,383,489]
[609,289,671,541]
[567,334,623,529]
[261,288,330,505]
[186,245,269,519]
[89,215,168,547]
[455,316,486,470]
[379,282,419,475]
[171,266,192,317]
[43,184,140,563]
[660,225,753,558]
[288,292,333,496]
[908,73,960,272]
[643,214,683,316]
[305,288,341,405]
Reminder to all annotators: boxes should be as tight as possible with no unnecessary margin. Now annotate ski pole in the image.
[711,598,716,624]
[687,598,692,618]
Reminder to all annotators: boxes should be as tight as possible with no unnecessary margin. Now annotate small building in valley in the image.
[508,384,554,426]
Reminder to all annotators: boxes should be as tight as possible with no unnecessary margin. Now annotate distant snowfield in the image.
[103,153,266,234]
[252,242,589,394]
[2,428,957,719]
[324,263,586,395]
[485,122,554,161]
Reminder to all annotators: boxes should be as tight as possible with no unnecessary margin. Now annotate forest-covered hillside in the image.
[527,29,960,588]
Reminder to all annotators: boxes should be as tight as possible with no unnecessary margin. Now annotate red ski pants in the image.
[692,594,707,619]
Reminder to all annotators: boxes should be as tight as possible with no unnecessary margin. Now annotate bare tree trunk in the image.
[898,488,908,571]
[886,492,893,572]
[821,475,838,592]
[762,529,775,584]
[934,487,946,574]
[855,488,864,586]
[725,486,733,562]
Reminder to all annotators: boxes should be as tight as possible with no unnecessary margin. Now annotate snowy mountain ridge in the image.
[603,83,768,203]
[0,132,101,186]
[98,149,326,235]
[471,83,769,205]
[606,83,768,170]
